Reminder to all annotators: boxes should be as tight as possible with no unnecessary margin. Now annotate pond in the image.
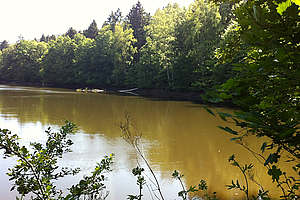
[0,85,292,199]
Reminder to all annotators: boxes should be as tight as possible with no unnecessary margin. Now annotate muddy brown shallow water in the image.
[0,84,294,199]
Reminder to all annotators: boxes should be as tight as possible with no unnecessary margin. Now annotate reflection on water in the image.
[0,85,295,199]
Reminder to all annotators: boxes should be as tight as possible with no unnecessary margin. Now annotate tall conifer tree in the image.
[65,27,77,39]
[84,20,99,39]
[0,40,9,51]
[126,1,150,62]
[40,34,46,42]
[103,8,123,32]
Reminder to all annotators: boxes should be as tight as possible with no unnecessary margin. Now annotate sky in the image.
[1,0,194,44]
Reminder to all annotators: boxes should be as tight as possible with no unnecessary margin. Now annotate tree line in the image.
[1,0,300,198]
[0,0,237,92]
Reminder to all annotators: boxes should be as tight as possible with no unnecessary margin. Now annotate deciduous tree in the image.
[41,36,77,83]
[138,3,186,88]
[173,0,223,91]
[0,40,48,82]
[88,26,114,85]
[110,25,136,86]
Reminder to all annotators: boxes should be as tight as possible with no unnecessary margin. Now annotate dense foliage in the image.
[0,0,236,92]
[0,40,48,82]
[1,0,300,198]
[204,0,300,198]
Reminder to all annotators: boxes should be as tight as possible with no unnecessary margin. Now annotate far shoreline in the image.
[0,80,235,107]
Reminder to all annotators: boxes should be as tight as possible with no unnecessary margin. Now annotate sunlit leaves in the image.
[140,3,186,88]
[126,1,150,57]
[173,0,227,91]
[110,25,136,86]
[0,1,239,91]
[88,26,114,85]
[41,34,97,84]
[0,40,48,82]
[276,0,292,14]
[41,36,78,83]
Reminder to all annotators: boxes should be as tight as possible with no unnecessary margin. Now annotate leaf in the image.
[46,185,52,191]
[293,0,300,6]
[222,78,238,90]
[217,111,233,121]
[261,142,267,153]
[268,165,282,182]
[198,179,208,190]
[276,0,292,15]
[187,185,198,192]
[275,48,287,61]
[10,186,15,191]
[202,106,216,117]
[230,137,242,141]
[217,125,238,135]
[20,146,29,155]
[228,154,236,162]
[217,112,227,121]
[264,153,280,166]
[219,92,232,99]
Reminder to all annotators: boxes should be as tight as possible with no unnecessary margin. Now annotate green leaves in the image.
[204,0,300,198]
[198,179,208,190]
[172,170,185,180]
[276,0,292,15]
[0,0,238,91]
[68,154,114,199]
[217,125,238,135]
[227,155,256,199]
[173,171,217,200]
[0,40,48,82]
[275,48,288,61]
[202,106,216,117]
[128,166,146,200]
[261,142,268,153]
[0,120,113,200]
[227,179,244,190]
[264,153,280,166]
[268,165,282,182]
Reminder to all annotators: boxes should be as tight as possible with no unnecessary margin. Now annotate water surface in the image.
[0,85,294,199]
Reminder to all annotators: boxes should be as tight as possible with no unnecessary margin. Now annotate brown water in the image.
[0,85,295,199]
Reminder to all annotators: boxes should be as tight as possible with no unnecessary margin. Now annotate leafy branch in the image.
[172,170,218,200]
[116,112,165,200]
[0,119,113,200]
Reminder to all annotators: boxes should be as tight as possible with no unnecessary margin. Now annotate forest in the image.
[1,0,300,199]
[0,0,238,92]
